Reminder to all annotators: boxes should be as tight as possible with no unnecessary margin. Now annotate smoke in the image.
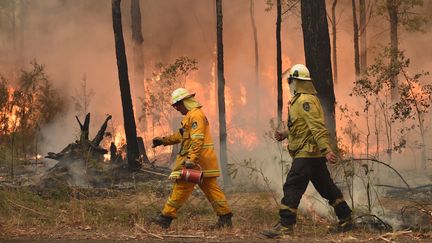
[1,2,431,222]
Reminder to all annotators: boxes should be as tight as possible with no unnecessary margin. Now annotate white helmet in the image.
[288,64,311,81]
[171,88,195,105]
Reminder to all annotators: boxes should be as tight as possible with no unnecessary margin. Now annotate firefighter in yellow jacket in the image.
[262,64,352,238]
[151,88,232,229]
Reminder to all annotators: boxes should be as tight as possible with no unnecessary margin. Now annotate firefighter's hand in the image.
[326,151,338,164]
[168,174,180,182]
[152,137,164,148]
[274,130,287,141]
[184,160,195,169]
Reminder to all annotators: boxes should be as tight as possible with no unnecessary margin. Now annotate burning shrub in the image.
[0,60,66,176]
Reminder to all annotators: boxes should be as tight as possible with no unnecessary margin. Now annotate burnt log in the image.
[46,113,111,162]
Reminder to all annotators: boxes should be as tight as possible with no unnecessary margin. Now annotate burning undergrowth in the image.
[27,112,172,201]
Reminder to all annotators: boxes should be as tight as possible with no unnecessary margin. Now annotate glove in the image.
[168,174,180,181]
[152,137,164,148]
[274,130,287,141]
[325,151,338,164]
[184,160,196,169]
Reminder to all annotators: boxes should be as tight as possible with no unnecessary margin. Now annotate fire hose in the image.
[140,169,169,177]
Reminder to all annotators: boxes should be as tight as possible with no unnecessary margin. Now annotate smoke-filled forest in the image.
[0,0,431,241]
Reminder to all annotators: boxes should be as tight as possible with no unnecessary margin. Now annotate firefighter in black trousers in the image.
[262,64,353,238]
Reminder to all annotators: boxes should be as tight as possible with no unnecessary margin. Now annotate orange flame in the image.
[0,87,22,134]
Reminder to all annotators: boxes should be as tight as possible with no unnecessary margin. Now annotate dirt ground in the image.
[1,182,431,243]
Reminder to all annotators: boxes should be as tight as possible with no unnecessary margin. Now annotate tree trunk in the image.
[276,0,283,124]
[130,0,150,164]
[387,0,399,101]
[249,0,260,120]
[331,0,338,84]
[352,0,360,78]
[216,0,232,187]
[300,0,337,144]
[92,115,112,146]
[112,0,141,170]
[131,0,146,128]
[76,113,90,142]
[359,0,367,72]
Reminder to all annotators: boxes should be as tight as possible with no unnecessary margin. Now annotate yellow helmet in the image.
[171,88,195,105]
[288,64,311,81]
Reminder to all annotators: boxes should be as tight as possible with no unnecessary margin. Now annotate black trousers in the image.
[279,157,352,226]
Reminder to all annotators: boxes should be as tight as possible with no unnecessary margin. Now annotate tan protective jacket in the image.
[287,81,332,158]
[161,108,220,178]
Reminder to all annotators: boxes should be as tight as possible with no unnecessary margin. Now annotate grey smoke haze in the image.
[1,1,431,217]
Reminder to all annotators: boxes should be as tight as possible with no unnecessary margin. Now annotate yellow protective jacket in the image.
[161,108,220,178]
[287,81,332,158]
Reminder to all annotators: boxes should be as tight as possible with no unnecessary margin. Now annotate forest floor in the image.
[0,163,431,242]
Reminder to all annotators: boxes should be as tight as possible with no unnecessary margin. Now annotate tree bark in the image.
[130,0,150,164]
[76,113,90,142]
[276,0,283,125]
[216,0,232,187]
[386,0,399,101]
[92,115,112,146]
[359,0,367,72]
[331,0,338,84]
[112,0,141,170]
[131,0,146,128]
[300,0,337,144]
[249,0,260,120]
[352,0,360,78]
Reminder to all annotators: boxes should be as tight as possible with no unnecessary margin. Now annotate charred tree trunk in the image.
[359,0,367,73]
[130,0,150,164]
[300,0,337,144]
[387,0,399,101]
[276,0,283,124]
[216,0,232,187]
[352,0,360,78]
[249,0,260,119]
[76,113,90,142]
[92,115,112,146]
[331,0,338,84]
[112,0,141,170]
[47,113,110,161]
[131,0,146,128]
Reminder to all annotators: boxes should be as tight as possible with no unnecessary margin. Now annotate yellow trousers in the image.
[162,177,231,218]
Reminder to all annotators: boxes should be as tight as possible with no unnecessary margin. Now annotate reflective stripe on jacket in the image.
[162,108,220,178]
[287,93,332,158]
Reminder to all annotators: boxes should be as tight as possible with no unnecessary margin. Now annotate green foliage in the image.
[264,0,299,13]
[142,56,198,131]
[375,0,428,32]
[0,60,66,175]
[338,104,360,156]
[350,47,431,156]
[393,69,431,123]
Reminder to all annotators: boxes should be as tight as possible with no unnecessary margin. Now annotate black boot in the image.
[261,223,294,238]
[152,214,173,229]
[210,212,233,229]
[328,217,354,233]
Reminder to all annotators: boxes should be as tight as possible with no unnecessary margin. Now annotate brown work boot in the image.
[328,217,354,233]
[261,223,294,238]
[152,214,173,229]
[210,212,233,229]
